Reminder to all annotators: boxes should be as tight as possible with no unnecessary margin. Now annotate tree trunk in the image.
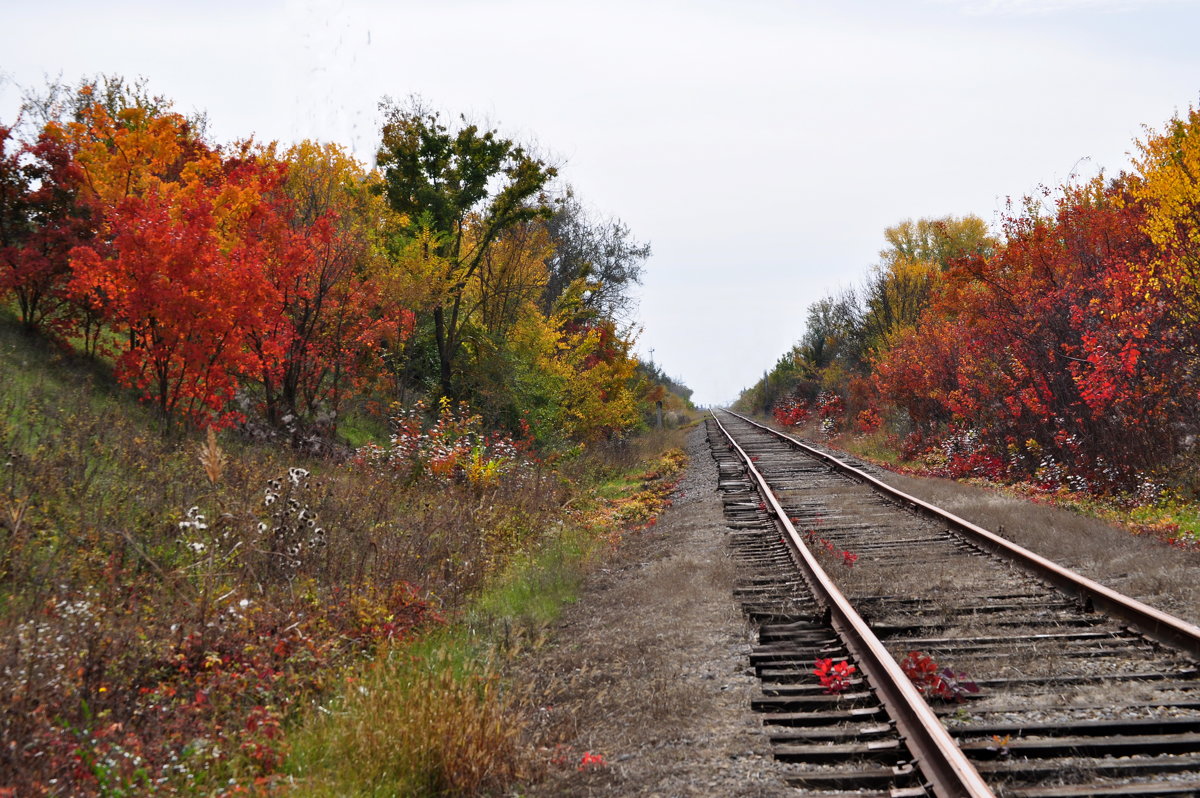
[433,305,454,400]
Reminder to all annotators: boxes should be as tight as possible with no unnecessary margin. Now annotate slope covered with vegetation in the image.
[0,74,693,795]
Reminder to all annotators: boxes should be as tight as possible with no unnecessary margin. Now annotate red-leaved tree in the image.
[875,179,1183,491]
[69,155,278,424]
[0,122,95,336]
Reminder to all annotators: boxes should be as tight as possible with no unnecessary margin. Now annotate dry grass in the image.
[289,644,529,796]
[198,424,227,485]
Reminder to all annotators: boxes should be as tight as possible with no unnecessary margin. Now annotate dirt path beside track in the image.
[515,425,794,797]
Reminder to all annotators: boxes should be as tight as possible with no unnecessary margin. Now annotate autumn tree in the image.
[473,220,554,339]
[56,87,277,423]
[502,306,640,444]
[870,317,965,430]
[0,113,97,336]
[856,215,994,359]
[1132,104,1200,423]
[2,78,213,344]
[879,215,993,270]
[0,122,69,331]
[68,91,208,211]
[68,152,277,423]
[871,180,1184,489]
[375,99,557,401]
[235,141,398,428]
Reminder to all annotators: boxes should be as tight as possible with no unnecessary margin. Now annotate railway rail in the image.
[708,409,1200,797]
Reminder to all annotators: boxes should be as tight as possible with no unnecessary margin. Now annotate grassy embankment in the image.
[0,312,688,796]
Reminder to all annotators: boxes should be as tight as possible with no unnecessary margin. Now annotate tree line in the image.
[0,76,682,445]
[738,103,1200,496]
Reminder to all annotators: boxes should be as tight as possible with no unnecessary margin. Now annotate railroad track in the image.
[708,409,1200,797]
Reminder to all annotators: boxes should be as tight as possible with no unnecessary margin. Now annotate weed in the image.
[197,426,226,486]
[899,651,979,703]
[578,751,606,771]
[812,658,857,693]
[772,397,810,427]
[803,528,859,570]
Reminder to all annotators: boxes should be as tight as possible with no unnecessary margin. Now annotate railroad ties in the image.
[711,420,928,796]
[711,411,1200,797]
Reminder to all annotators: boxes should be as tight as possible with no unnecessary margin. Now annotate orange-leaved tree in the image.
[68,150,278,424]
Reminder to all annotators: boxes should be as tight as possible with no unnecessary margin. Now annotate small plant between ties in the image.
[900,651,979,702]
[813,657,858,693]
[803,528,859,569]
[988,734,1013,757]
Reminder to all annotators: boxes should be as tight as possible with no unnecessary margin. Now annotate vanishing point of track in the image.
[708,409,1200,798]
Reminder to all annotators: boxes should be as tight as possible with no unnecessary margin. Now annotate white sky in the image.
[2,0,1198,406]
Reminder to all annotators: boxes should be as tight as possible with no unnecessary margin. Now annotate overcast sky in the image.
[3,0,1198,406]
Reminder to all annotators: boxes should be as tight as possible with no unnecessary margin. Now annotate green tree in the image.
[375,98,556,400]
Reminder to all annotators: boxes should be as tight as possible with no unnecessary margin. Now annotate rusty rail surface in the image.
[710,410,995,798]
[722,409,1200,661]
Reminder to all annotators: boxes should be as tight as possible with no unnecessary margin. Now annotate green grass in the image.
[337,405,392,448]
[468,523,597,645]
[1128,497,1200,542]
[592,474,642,500]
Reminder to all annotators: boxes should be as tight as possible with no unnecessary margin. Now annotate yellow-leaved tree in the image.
[556,320,640,442]
[1131,105,1200,424]
[1133,105,1200,320]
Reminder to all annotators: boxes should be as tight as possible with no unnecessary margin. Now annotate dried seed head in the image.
[198,426,227,486]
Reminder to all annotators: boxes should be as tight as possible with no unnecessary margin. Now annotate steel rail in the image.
[722,409,1200,661]
[710,411,995,798]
